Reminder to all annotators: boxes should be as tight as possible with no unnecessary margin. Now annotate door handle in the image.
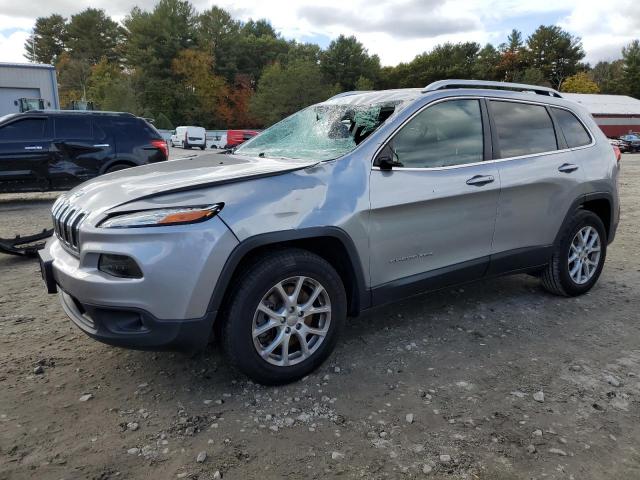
[466,174,495,186]
[558,163,579,173]
[93,144,110,147]
[24,145,43,150]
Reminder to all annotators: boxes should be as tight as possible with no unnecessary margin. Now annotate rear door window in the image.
[390,99,484,168]
[0,118,47,141]
[551,108,591,148]
[55,116,92,139]
[490,101,557,158]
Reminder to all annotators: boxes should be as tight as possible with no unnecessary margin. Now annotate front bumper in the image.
[40,216,238,352]
[58,288,214,351]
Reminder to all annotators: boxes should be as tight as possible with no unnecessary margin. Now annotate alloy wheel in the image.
[568,226,601,285]
[252,276,331,367]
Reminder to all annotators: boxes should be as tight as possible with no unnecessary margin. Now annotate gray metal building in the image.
[0,62,60,116]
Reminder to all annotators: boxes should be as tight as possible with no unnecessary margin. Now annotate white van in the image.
[170,126,206,150]
[207,131,228,149]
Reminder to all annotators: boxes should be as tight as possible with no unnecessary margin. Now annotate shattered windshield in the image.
[235,100,405,161]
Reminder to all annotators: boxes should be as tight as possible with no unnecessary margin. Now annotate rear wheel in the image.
[541,210,606,296]
[200,146,205,150]
[221,249,346,385]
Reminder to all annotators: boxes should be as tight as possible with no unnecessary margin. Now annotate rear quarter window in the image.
[490,101,557,158]
[551,108,592,148]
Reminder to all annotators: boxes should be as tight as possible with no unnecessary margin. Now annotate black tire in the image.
[541,210,607,296]
[105,163,132,174]
[200,146,205,150]
[221,248,347,385]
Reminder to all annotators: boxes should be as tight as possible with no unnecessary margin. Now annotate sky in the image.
[0,0,637,66]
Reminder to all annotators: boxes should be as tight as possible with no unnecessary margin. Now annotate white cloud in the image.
[0,29,30,63]
[0,0,636,66]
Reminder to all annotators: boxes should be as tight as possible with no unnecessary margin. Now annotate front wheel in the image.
[541,210,607,296]
[221,249,347,385]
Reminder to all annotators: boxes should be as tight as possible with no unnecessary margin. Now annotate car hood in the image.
[60,153,318,214]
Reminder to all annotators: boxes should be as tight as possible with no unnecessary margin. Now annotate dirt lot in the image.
[1,156,639,480]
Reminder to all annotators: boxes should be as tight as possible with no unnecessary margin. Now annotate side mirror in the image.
[376,155,395,171]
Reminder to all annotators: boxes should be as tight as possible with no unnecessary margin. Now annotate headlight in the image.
[99,203,223,228]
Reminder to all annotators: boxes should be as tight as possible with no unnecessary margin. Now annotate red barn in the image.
[563,93,640,137]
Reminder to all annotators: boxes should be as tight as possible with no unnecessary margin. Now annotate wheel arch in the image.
[555,192,614,246]
[101,160,136,174]
[208,227,370,321]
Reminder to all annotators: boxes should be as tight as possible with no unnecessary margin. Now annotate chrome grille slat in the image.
[51,198,86,253]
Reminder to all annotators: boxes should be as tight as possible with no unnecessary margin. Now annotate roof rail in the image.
[326,90,373,100]
[423,79,562,98]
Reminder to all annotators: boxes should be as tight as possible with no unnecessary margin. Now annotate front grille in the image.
[51,197,86,252]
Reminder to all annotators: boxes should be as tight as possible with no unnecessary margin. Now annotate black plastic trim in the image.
[555,192,616,245]
[59,289,214,353]
[487,245,553,276]
[371,256,489,307]
[206,226,370,318]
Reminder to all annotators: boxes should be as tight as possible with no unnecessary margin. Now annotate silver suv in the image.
[39,80,620,384]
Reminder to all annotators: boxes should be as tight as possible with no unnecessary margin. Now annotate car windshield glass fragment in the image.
[235,101,403,161]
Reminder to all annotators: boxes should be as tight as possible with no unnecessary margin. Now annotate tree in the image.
[590,60,626,94]
[171,48,228,126]
[320,35,380,91]
[513,67,548,86]
[524,25,585,89]
[57,52,92,104]
[474,43,501,80]
[561,72,600,93]
[124,0,198,124]
[251,60,332,125]
[497,29,525,81]
[66,9,122,64]
[394,42,480,87]
[197,7,241,81]
[622,39,640,99]
[155,112,174,130]
[24,15,67,64]
[87,58,138,112]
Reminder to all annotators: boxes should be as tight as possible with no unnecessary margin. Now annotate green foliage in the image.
[27,0,640,128]
[391,42,480,88]
[590,60,626,94]
[561,72,600,93]
[155,112,174,130]
[66,9,123,64]
[24,14,67,64]
[87,59,138,113]
[320,35,380,91]
[514,68,548,86]
[622,40,640,99]
[524,25,585,89]
[250,60,333,126]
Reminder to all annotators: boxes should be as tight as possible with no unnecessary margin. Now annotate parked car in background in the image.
[39,80,619,384]
[609,138,630,153]
[619,133,640,152]
[170,126,206,150]
[225,129,259,149]
[208,131,227,149]
[0,110,168,193]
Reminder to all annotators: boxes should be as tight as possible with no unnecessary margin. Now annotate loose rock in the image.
[79,394,93,402]
[549,448,567,456]
[405,413,414,424]
[196,451,207,463]
[533,391,545,403]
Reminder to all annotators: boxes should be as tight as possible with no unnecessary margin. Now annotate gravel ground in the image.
[1,155,639,480]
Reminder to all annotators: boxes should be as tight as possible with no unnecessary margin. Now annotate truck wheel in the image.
[221,249,347,385]
[541,210,607,296]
